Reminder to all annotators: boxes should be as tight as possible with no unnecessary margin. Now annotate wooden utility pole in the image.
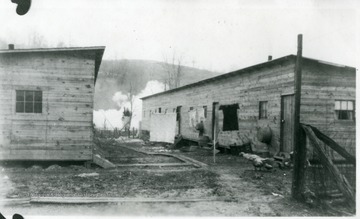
[291,34,307,200]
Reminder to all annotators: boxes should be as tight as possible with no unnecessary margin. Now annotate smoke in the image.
[112,92,129,109]
[93,80,165,130]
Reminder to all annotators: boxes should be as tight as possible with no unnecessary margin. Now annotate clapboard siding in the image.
[0,49,103,161]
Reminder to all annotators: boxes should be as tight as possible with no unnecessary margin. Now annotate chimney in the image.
[8,44,15,50]
[268,55,272,61]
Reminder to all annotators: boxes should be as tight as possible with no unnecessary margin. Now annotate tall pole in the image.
[291,34,307,200]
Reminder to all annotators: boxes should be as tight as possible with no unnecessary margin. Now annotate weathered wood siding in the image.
[142,57,356,156]
[300,60,356,158]
[0,51,96,160]
[142,59,296,154]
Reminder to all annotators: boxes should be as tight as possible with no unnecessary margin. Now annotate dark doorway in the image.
[176,106,182,135]
[212,102,219,140]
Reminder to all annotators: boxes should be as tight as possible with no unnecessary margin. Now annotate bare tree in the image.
[122,63,140,129]
[162,51,183,90]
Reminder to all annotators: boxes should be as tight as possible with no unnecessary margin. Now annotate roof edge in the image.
[0,46,106,54]
[141,55,296,100]
[141,55,356,101]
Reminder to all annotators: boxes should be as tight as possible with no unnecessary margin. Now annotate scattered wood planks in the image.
[117,144,207,168]
[116,163,193,167]
[29,197,225,204]
[92,154,116,169]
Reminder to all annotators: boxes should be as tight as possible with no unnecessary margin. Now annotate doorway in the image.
[176,106,182,135]
[280,94,295,152]
[212,102,219,140]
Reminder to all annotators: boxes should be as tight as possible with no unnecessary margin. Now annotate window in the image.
[335,100,354,120]
[203,106,207,118]
[16,90,42,113]
[219,104,239,131]
[190,107,194,111]
[259,101,268,119]
[158,107,161,113]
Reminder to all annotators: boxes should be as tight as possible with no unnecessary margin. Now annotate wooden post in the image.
[291,34,307,200]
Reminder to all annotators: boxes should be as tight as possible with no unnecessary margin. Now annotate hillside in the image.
[94,59,222,110]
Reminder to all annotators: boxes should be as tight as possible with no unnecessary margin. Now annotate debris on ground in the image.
[77,172,99,177]
[1,139,349,216]
[29,165,43,171]
[271,192,284,198]
[45,165,62,171]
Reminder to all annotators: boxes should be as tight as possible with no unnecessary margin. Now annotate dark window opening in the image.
[16,90,42,113]
[176,106,181,121]
[259,101,268,119]
[203,106,207,118]
[190,107,193,111]
[335,100,354,120]
[158,107,162,113]
[219,104,239,131]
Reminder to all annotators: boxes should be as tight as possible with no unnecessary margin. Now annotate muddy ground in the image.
[0,138,352,216]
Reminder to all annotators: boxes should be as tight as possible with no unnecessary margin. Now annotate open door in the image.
[280,94,295,152]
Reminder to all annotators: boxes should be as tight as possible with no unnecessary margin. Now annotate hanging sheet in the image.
[150,113,177,143]
[189,110,197,128]
[189,108,206,129]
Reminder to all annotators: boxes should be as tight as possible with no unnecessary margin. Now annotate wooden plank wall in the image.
[300,60,356,159]
[0,51,95,160]
[142,60,296,155]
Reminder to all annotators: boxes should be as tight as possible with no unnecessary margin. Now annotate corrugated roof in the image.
[141,55,356,100]
[0,46,106,83]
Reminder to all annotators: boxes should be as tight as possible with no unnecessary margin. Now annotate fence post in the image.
[291,34,307,200]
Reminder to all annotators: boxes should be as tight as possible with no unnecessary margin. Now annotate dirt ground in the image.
[0,138,352,216]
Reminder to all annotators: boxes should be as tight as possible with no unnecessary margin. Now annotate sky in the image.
[1,0,359,129]
[0,0,358,73]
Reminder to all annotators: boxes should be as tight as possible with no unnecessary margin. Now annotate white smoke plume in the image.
[93,80,165,130]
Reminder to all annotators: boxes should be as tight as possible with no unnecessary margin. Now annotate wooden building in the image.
[141,55,356,156]
[0,45,105,161]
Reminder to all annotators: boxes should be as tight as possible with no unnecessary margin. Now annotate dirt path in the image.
[0,140,344,216]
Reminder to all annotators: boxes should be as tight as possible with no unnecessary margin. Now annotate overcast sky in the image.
[0,0,358,72]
